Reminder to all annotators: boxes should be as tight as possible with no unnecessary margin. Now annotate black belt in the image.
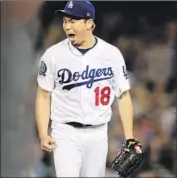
[65,122,93,128]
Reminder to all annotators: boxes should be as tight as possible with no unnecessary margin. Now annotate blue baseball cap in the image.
[55,0,95,20]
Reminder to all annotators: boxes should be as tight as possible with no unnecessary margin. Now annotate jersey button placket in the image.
[80,56,88,124]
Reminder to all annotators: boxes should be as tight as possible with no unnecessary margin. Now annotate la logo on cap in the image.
[68,1,73,8]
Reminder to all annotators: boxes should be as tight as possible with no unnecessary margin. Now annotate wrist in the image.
[125,137,134,140]
[125,135,134,140]
[39,133,48,140]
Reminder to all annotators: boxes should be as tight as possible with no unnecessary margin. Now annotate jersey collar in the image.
[68,36,98,56]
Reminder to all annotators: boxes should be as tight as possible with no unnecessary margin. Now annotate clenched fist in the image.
[40,136,56,152]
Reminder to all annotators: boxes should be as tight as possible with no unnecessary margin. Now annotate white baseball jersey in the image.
[37,37,130,125]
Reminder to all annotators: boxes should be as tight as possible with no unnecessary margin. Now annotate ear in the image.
[86,19,94,30]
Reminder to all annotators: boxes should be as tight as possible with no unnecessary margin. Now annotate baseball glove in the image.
[111,139,143,178]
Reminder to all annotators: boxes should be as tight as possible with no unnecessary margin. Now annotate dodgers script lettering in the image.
[57,65,114,91]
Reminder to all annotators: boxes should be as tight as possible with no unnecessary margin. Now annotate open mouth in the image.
[68,34,75,37]
[68,33,75,39]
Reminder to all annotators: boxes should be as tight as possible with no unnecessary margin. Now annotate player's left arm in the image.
[111,49,143,176]
[112,90,143,177]
[113,48,134,140]
[118,90,134,139]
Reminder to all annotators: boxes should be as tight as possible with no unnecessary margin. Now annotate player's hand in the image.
[40,136,56,152]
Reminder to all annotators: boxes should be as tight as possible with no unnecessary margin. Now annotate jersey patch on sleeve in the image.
[39,61,47,76]
[122,66,129,79]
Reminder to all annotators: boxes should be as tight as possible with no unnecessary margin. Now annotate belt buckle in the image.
[82,124,87,128]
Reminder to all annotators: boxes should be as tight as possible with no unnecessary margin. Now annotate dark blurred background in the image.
[1,1,177,177]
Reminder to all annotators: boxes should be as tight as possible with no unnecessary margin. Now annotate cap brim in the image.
[54,10,83,20]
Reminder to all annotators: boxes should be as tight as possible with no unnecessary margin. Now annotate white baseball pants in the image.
[51,122,108,177]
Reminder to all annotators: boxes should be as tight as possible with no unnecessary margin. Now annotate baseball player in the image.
[35,1,142,177]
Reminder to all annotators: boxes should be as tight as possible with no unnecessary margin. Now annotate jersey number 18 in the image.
[94,86,111,106]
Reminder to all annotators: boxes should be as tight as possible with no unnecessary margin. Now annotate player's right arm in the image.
[35,86,55,151]
[35,49,56,152]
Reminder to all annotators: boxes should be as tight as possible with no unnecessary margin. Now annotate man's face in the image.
[63,16,90,46]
